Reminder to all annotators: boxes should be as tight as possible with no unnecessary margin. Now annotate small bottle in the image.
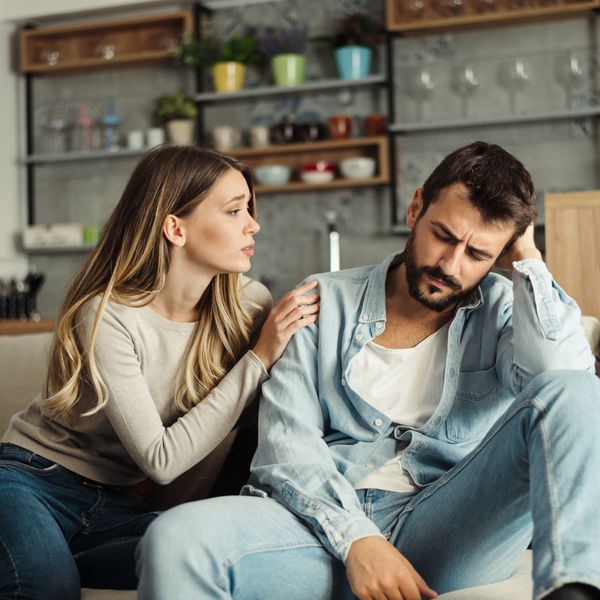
[102,101,121,151]
[72,104,96,152]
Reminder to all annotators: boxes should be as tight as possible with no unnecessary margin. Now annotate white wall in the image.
[0,21,27,279]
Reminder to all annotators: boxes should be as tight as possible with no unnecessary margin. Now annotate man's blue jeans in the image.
[0,443,158,600]
[137,371,600,600]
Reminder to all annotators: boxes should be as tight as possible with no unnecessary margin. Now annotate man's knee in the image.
[523,369,600,418]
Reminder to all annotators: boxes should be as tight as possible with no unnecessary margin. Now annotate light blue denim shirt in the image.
[245,253,595,563]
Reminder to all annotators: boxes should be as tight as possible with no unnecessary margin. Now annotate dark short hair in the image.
[421,141,536,240]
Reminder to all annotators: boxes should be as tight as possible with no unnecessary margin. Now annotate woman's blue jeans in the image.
[0,443,158,599]
[137,371,600,600]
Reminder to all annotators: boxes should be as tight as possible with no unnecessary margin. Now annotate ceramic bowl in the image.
[254,164,291,185]
[300,170,335,184]
[299,161,335,184]
[339,157,376,179]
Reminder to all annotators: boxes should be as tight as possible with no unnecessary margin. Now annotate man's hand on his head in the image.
[495,223,542,271]
[345,536,438,600]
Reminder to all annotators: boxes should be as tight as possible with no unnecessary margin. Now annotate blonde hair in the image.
[44,145,257,421]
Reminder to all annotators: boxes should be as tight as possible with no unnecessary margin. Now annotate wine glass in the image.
[407,68,435,121]
[473,0,500,12]
[499,58,532,114]
[406,0,427,19]
[435,0,464,17]
[452,65,479,118]
[554,51,586,109]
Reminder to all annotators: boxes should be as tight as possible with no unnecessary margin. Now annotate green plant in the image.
[312,12,384,50]
[256,23,309,58]
[175,34,261,68]
[153,91,197,125]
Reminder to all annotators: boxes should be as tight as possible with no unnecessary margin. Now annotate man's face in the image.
[403,182,516,313]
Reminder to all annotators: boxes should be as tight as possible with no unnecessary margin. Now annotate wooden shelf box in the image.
[232,136,390,194]
[20,10,192,73]
[386,0,600,34]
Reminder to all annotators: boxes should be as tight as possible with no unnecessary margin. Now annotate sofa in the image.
[1,317,599,600]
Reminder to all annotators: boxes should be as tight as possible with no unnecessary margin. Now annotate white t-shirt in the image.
[347,322,450,493]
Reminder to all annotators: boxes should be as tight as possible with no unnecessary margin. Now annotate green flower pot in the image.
[271,54,306,87]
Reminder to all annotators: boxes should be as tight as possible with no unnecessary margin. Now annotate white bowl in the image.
[339,157,376,180]
[300,170,335,184]
[254,164,291,185]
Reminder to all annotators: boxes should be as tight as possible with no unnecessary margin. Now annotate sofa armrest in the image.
[582,316,600,356]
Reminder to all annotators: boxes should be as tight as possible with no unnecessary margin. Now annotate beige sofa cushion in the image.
[0,332,52,435]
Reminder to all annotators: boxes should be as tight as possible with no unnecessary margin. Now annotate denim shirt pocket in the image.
[445,365,499,442]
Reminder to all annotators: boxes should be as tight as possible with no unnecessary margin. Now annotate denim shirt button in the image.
[355,333,363,341]
[374,418,383,427]
[375,321,383,330]
[361,313,369,321]
[394,426,402,438]
[341,378,346,386]
[333,533,343,542]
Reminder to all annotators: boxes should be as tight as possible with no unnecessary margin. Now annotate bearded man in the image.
[138,141,600,600]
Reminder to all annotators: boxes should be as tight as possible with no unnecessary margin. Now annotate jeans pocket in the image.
[0,445,62,477]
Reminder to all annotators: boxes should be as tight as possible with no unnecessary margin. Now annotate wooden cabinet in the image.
[20,11,192,73]
[386,0,599,34]
[233,137,389,194]
[545,191,600,320]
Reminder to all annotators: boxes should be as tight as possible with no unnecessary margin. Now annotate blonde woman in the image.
[0,145,318,599]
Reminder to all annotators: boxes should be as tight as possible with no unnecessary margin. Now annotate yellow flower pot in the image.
[211,61,245,93]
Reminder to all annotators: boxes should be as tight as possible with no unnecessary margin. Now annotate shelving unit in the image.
[20,8,196,226]
[232,137,389,194]
[386,0,599,34]
[20,11,192,73]
[383,0,600,232]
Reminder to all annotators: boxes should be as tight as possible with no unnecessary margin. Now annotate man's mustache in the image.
[421,266,461,291]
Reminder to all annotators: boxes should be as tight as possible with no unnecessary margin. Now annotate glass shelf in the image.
[390,106,600,134]
[194,74,387,103]
[25,148,150,164]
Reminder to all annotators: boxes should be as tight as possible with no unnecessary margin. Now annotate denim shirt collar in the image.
[361,252,484,325]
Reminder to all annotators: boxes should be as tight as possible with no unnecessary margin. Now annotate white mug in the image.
[212,126,241,151]
[147,127,165,147]
[127,130,144,150]
[248,125,270,147]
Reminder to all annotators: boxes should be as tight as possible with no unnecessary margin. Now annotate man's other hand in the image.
[495,223,542,270]
[345,536,438,600]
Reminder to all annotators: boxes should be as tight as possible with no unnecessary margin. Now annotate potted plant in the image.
[154,91,197,145]
[257,23,309,87]
[175,34,261,93]
[312,12,384,80]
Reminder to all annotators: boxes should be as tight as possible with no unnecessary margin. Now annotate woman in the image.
[0,145,319,599]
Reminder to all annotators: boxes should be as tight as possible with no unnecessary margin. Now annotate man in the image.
[137,142,600,600]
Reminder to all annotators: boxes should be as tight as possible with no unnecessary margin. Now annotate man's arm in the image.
[250,322,384,563]
[495,225,594,394]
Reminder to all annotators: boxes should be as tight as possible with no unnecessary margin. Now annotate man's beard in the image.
[403,232,486,313]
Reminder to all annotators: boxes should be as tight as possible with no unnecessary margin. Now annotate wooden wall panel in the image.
[545,191,600,320]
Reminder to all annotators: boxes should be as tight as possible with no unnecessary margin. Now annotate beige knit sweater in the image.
[3,277,271,486]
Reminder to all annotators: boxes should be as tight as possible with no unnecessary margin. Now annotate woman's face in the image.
[179,168,260,276]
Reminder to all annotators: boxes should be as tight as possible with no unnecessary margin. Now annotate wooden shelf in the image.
[0,320,54,335]
[386,0,599,34]
[231,136,390,194]
[20,10,192,73]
